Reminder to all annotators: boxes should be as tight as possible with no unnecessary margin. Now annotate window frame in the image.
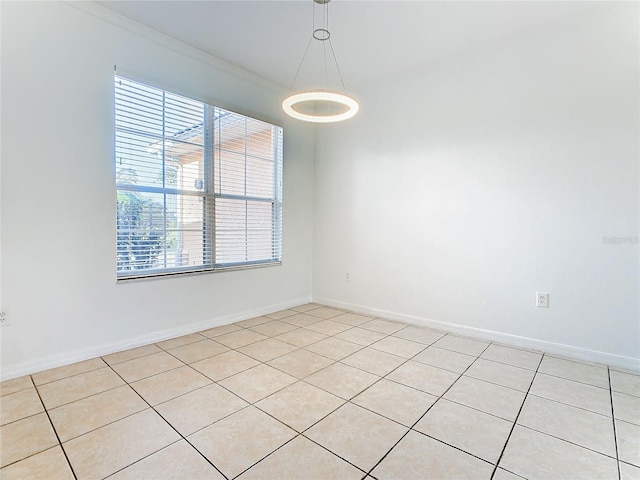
[114,75,283,281]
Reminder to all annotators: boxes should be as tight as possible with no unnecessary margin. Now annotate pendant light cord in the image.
[287,35,313,92]
[287,0,349,94]
[328,38,347,93]
[323,0,348,94]
[323,1,329,88]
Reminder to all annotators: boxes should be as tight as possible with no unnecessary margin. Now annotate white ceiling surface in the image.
[99,1,597,90]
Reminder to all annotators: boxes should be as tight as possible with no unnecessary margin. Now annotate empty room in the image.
[1,0,638,479]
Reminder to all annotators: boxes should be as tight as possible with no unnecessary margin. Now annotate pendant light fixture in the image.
[282,0,359,123]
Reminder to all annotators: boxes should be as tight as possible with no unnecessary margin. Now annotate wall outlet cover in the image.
[536,292,550,308]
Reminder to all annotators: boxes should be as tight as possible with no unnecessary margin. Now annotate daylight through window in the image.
[115,75,283,279]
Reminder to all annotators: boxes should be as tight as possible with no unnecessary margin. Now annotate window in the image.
[115,75,283,279]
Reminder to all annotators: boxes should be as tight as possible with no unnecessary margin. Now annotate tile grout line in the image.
[232,315,496,476]
[321,316,443,367]
[465,356,540,372]
[120,312,370,478]
[206,315,389,400]
[102,361,231,480]
[608,366,622,480]
[533,370,612,391]
[155,332,209,350]
[437,372,530,396]
[297,432,370,477]
[2,317,494,476]
[411,431,501,469]
[93,315,349,450]
[279,324,438,435]
[6,367,240,477]
[1,318,445,403]
[29,376,79,480]
[199,348,368,478]
[329,330,442,401]
[26,374,182,447]
[227,434,305,480]
[30,361,107,388]
[121,310,406,387]
[2,309,377,391]
[185,320,354,438]
[152,312,419,477]
[514,423,620,460]
[281,324,435,406]
[489,351,545,480]
[39,367,175,408]
[543,352,613,369]
[230,393,372,480]
[8,305,628,478]
[162,310,369,478]
[420,395,519,425]
[363,341,495,477]
[523,390,616,418]
[101,439,186,480]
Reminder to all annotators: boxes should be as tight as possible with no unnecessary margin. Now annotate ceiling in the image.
[99,1,597,91]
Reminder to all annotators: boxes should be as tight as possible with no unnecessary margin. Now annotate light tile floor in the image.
[1,303,639,479]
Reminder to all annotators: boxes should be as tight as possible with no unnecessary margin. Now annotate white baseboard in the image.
[314,297,640,373]
[5,295,637,380]
[0,296,311,381]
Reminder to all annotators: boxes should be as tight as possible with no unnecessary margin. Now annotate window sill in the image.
[116,261,282,283]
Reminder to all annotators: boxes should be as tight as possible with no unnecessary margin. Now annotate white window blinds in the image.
[115,75,283,279]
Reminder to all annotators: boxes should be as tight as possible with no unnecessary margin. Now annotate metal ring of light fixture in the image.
[313,28,330,41]
[282,91,359,123]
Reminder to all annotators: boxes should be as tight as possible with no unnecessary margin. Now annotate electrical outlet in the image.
[345,273,350,282]
[0,312,7,327]
[536,292,549,308]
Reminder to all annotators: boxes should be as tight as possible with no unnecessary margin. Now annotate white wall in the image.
[313,3,639,368]
[0,1,315,379]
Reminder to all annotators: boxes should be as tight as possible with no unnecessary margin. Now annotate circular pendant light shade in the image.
[282,91,359,123]
[283,0,358,124]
